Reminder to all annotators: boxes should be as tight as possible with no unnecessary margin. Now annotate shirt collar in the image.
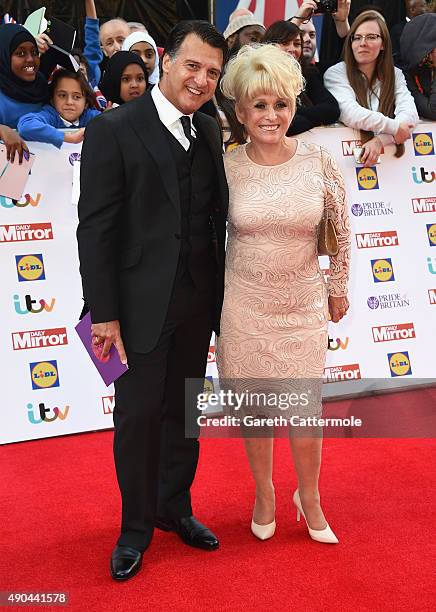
[59,115,80,128]
[151,83,194,128]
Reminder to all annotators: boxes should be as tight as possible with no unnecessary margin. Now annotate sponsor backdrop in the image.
[1,125,436,443]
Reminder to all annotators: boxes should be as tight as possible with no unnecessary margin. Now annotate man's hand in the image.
[395,122,413,145]
[328,295,349,323]
[0,125,29,163]
[91,320,128,364]
[291,0,318,24]
[64,128,86,144]
[35,32,53,54]
[332,0,351,37]
[360,136,383,167]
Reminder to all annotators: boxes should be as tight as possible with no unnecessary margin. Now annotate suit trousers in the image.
[113,269,214,551]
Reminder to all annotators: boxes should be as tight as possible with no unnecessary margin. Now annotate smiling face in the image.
[130,41,156,76]
[52,77,87,122]
[119,64,147,102]
[236,93,295,147]
[279,36,302,61]
[160,33,223,115]
[351,20,384,69]
[11,41,40,82]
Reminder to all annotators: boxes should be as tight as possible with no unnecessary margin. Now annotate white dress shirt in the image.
[151,84,196,151]
[324,61,419,146]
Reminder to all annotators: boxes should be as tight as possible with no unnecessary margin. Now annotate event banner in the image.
[1,125,435,444]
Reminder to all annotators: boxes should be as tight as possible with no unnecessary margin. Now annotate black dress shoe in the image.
[155,516,219,551]
[110,545,143,581]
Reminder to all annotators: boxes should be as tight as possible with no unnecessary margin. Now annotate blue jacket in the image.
[0,89,44,129]
[17,104,100,148]
[84,17,103,88]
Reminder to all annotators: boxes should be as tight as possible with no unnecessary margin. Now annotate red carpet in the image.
[1,417,435,611]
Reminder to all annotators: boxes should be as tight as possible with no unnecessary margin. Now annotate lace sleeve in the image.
[320,147,351,297]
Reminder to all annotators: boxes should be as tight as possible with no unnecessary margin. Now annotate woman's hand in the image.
[360,136,383,167]
[0,125,29,163]
[394,122,413,145]
[328,295,349,323]
[332,0,351,22]
[64,128,86,144]
[35,33,53,55]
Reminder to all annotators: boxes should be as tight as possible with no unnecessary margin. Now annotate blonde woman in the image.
[216,45,351,543]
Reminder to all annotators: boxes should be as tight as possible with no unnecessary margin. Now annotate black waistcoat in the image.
[164,125,217,289]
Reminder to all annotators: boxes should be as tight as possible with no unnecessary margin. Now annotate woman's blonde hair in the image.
[220,43,304,103]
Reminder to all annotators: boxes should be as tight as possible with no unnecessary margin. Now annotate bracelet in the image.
[291,15,306,20]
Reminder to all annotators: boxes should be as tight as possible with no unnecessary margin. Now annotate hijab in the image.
[99,51,148,106]
[0,23,48,104]
[122,31,159,85]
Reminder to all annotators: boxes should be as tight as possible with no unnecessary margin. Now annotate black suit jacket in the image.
[77,91,228,353]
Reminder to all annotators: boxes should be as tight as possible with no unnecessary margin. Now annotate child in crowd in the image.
[0,24,47,161]
[401,12,436,120]
[99,51,148,107]
[122,31,159,85]
[18,68,100,148]
[324,10,418,167]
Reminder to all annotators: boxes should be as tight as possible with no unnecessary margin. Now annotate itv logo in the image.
[0,193,42,208]
[13,293,56,314]
[27,402,69,423]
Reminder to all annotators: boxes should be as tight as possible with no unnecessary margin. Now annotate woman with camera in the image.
[324,10,418,167]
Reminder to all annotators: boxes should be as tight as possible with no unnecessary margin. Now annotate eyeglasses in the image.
[351,33,382,43]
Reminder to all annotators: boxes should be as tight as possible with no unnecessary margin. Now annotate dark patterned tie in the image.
[180,115,195,153]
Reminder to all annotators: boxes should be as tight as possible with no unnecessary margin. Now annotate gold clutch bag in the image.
[318,209,339,256]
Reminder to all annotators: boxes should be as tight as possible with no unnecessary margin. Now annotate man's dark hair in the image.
[164,20,227,64]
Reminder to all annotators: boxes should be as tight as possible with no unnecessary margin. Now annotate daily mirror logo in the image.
[324,364,361,382]
[411,197,436,213]
[0,223,53,243]
[356,231,399,249]
[102,395,115,415]
[342,140,361,156]
[12,327,68,351]
[372,323,416,343]
[413,133,434,156]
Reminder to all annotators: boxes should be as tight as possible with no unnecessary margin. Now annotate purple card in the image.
[75,312,128,386]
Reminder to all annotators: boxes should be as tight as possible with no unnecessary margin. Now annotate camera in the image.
[353,147,381,165]
[315,0,338,14]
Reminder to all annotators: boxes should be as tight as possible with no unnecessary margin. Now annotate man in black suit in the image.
[77,20,228,581]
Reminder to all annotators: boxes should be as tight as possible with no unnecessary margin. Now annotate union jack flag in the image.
[2,13,16,24]
[234,0,303,26]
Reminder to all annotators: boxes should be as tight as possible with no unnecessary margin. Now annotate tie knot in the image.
[180,115,192,138]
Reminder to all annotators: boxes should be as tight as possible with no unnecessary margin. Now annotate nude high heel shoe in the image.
[293,489,338,544]
[251,519,276,540]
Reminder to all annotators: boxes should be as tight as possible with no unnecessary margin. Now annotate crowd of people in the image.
[0,0,434,583]
[0,0,435,163]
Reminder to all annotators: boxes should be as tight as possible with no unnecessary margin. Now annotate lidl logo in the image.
[388,351,412,377]
[371,258,395,283]
[413,133,434,156]
[15,254,45,282]
[426,223,436,246]
[29,360,60,390]
[356,166,379,190]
